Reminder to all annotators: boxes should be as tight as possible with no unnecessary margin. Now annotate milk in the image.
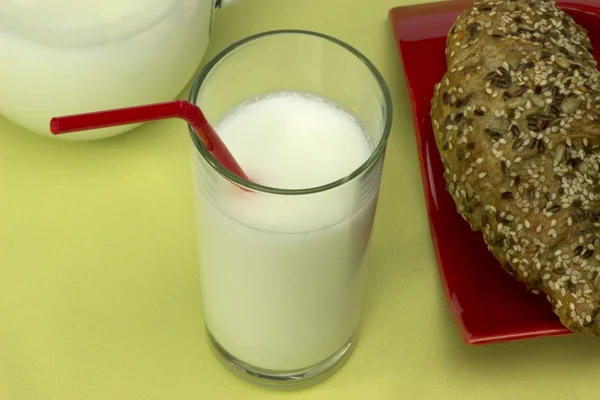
[0,0,212,140]
[192,92,381,371]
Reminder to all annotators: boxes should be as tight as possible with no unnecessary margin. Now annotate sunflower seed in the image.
[530,94,546,108]
[555,56,571,69]
[561,98,582,115]
[507,97,527,109]
[554,144,566,167]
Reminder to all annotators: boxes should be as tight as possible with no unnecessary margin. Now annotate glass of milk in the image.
[188,30,392,389]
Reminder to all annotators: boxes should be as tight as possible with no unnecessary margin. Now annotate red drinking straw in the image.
[50,100,249,181]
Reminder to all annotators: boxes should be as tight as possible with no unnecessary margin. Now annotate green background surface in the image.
[2,0,600,399]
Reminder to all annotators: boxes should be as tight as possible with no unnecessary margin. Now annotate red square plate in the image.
[389,0,600,344]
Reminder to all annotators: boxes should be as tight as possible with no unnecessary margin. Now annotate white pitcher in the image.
[0,0,238,140]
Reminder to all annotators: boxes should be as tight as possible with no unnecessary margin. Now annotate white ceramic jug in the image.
[0,0,237,140]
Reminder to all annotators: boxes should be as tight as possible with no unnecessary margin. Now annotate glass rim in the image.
[188,29,393,196]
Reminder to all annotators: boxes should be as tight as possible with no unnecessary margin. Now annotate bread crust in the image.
[431,0,600,334]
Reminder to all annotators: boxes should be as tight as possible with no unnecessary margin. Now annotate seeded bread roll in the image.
[431,0,600,335]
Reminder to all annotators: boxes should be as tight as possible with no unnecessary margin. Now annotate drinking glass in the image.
[188,30,392,389]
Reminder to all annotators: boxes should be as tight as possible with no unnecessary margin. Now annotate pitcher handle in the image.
[215,0,240,8]
[210,0,240,37]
